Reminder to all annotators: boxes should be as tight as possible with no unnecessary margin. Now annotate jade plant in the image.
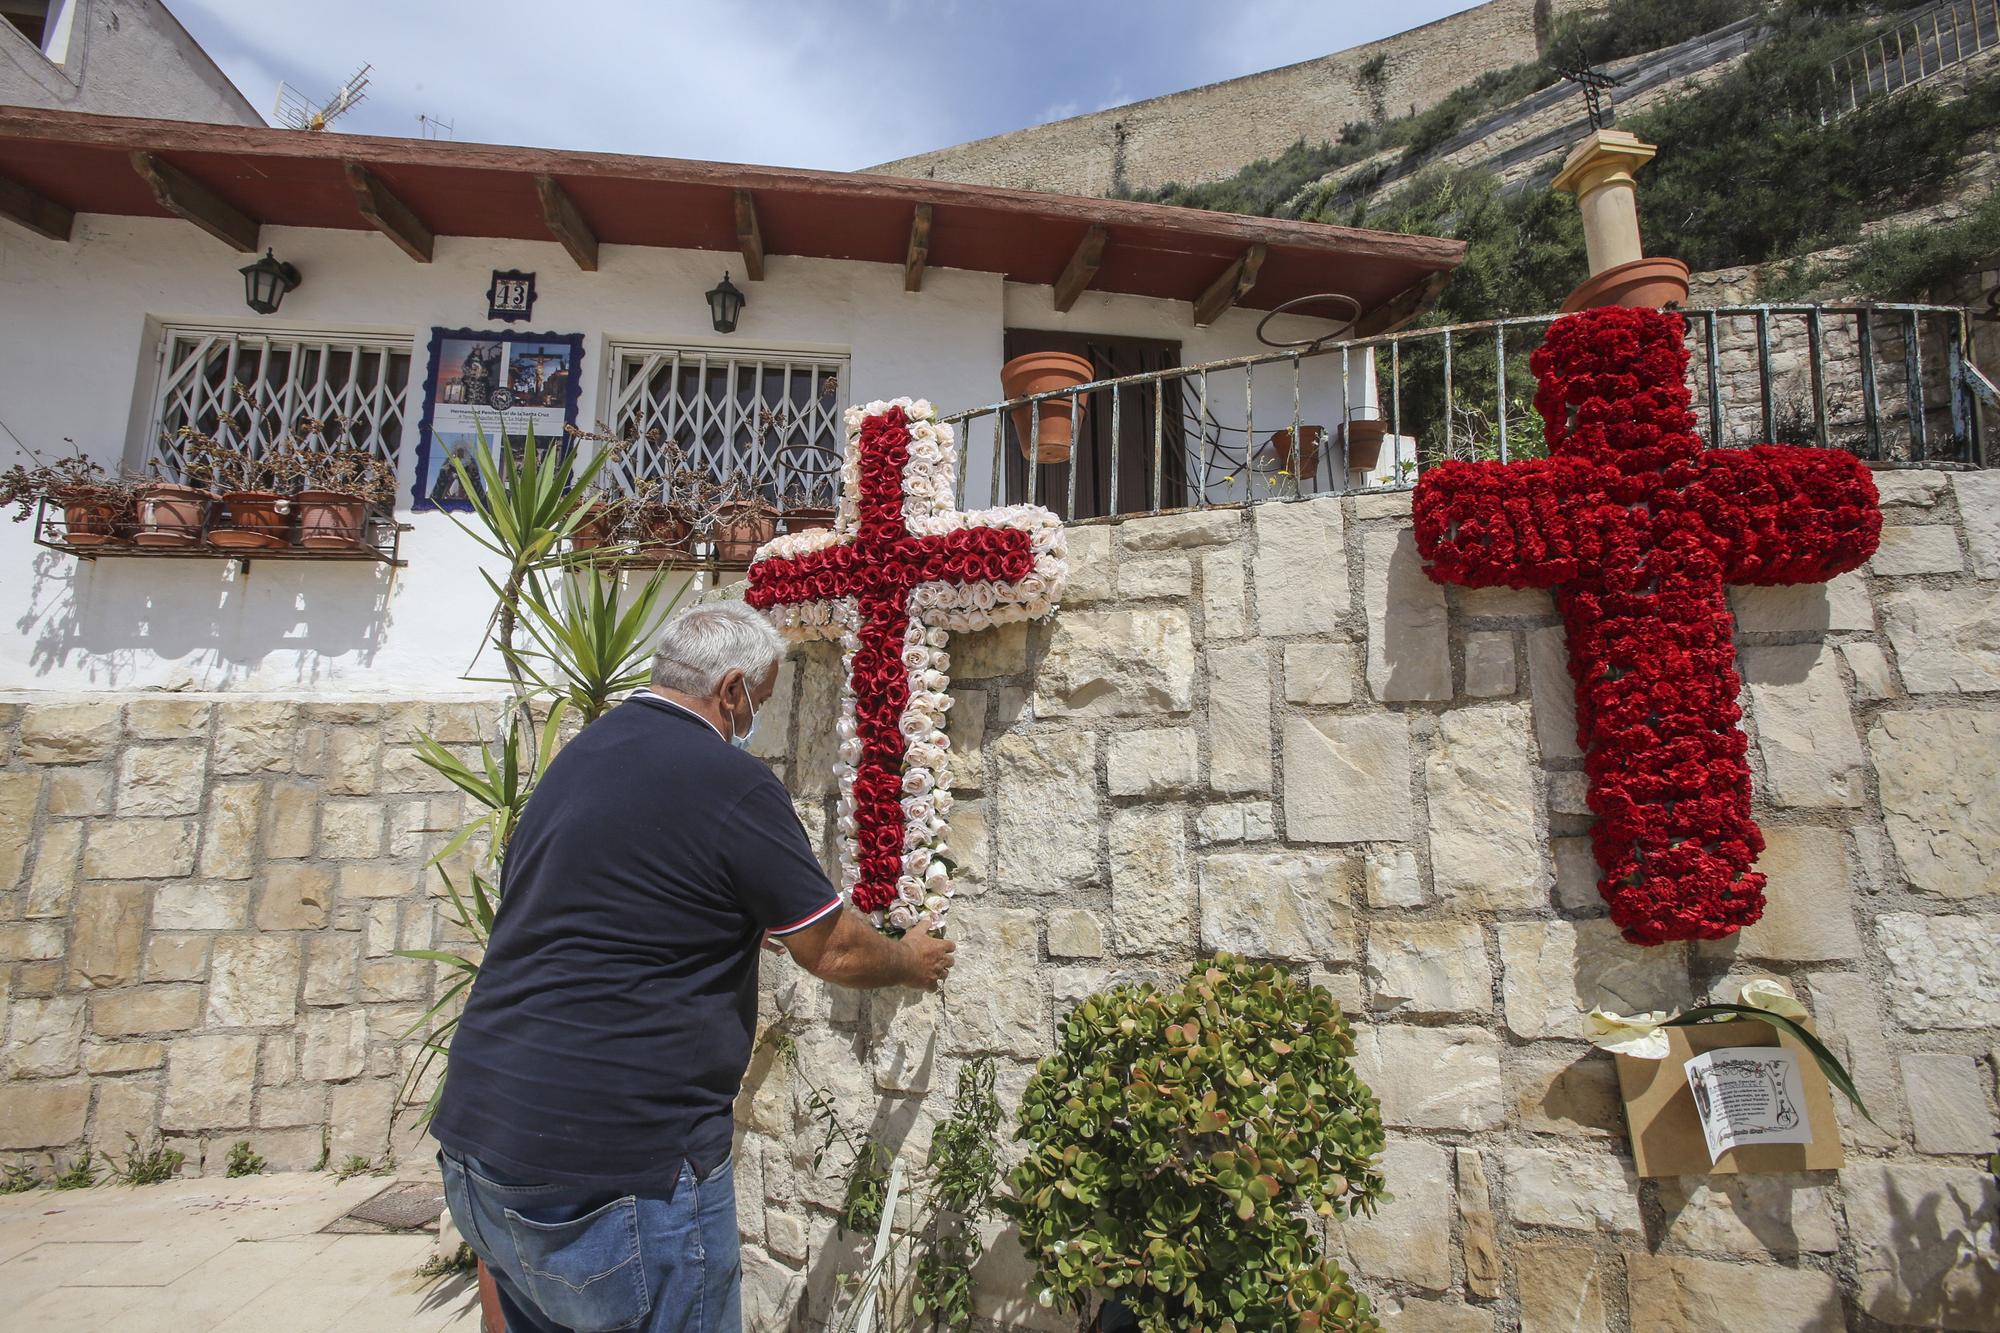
[1005,954,1387,1333]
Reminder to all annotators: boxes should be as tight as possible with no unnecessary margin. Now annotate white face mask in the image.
[728,679,760,751]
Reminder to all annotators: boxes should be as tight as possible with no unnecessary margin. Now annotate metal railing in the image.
[1826,0,1999,117]
[941,302,1989,515]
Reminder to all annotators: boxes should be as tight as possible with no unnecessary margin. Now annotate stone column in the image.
[1552,128,1685,312]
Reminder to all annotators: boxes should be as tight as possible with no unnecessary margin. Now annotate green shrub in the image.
[112,1134,185,1186]
[0,1162,42,1194]
[52,1150,98,1190]
[1004,955,1386,1333]
[1831,189,2000,300]
[225,1141,266,1179]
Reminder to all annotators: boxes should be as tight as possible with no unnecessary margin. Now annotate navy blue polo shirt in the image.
[432,691,840,1193]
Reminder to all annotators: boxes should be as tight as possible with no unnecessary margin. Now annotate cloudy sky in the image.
[167,0,1485,170]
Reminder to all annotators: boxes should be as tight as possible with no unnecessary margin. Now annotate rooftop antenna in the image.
[1553,39,1624,130]
[273,63,372,132]
[417,112,455,140]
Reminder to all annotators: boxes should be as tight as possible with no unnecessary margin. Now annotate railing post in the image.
[1756,307,1775,442]
[1443,328,1455,460]
[1858,308,1884,461]
[1807,306,1830,451]
[1704,310,1723,447]
[1065,388,1081,522]
[1906,309,1929,462]
[1495,324,1509,463]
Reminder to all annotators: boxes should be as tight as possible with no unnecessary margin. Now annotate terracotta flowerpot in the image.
[58,492,129,547]
[635,511,695,560]
[476,1260,507,1333]
[133,483,210,548]
[710,501,777,564]
[209,491,291,550]
[781,505,837,534]
[296,490,368,550]
[1263,426,1323,478]
[570,503,619,553]
[1560,256,1691,314]
[1001,351,1094,464]
[1343,419,1386,473]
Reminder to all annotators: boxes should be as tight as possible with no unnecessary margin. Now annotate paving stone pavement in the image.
[0,1175,479,1332]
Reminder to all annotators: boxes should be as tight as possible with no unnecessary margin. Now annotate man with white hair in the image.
[434,600,955,1333]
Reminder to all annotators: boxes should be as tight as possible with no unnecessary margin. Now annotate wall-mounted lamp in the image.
[706,270,746,334]
[239,249,301,315]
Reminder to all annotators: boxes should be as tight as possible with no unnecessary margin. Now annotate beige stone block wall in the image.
[4,468,1999,1327]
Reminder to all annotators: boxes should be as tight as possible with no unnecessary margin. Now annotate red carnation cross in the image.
[746,404,1052,917]
[1415,307,1880,945]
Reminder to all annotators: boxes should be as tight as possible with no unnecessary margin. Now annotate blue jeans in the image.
[439,1149,742,1333]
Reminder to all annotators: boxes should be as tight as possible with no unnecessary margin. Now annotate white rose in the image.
[888,904,917,930]
[924,862,950,893]
[898,709,934,739]
[903,849,932,876]
[903,795,935,823]
[925,626,949,648]
[934,789,955,816]
[902,768,935,796]
[900,644,929,670]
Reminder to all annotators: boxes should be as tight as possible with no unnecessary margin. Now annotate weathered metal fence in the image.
[941,303,1989,515]
[1825,0,2000,117]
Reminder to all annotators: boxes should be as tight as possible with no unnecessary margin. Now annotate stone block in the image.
[1878,911,2000,1029]
[1902,1052,1996,1155]
[45,767,112,816]
[871,1001,934,1094]
[1350,490,1413,520]
[91,1075,162,1153]
[67,881,148,988]
[1110,807,1193,955]
[1805,971,1904,1148]
[1427,703,1550,909]
[1366,921,1490,1018]
[1526,625,1582,760]
[266,782,319,857]
[378,742,457,794]
[318,801,386,859]
[84,1040,164,1075]
[152,881,247,931]
[1198,849,1355,964]
[1334,1137,1450,1290]
[298,1009,368,1082]
[92,985,203,1037]
[1740,645,1865,808]
[144,935,209,983]
[1046,909,1104,959]
[1207,642,1273,795]
[1728,570,1871,633]
[1869,709,2000,898]
[1363,845,1424,908]
[1362,529,1450,701]
[161,1033,259,1130]
[1515,1243,1610,1333]
[19,702,122,764]
[114,740,212,814]
[20,820,74,921]
[1282,715,1410,843]
[994,730,1098,894]
[940,908,1047,1058]
[256,864,334,931]
[1457,585,1553,618]
[1513,1048,1622,1138]
[1455,1146,1502,1299]
[0,771,38,887]
[198,781,263,880]
[1875,470,1951,509]
[359,958,429,1003]
[955,621,1030,678]
[261,1032,297,1085]
[304,936,361,1009]
[1955,470,2000,578]
[0,921,64,961]
[83,818,197,879]
[256,1084,327,1129]
[330,1079,398,1163]
[1378,1302,1491,1333]
[1840,640,1896,700]
[1845,1160,2000,1330]
[1118,556,1193,599]
[1200,549,1248,639]
[1552,836,1603,915]
[1655,1174,1839,1255]
[123,698,213,740]
[340,863,424,900]
[1463,630,1516,697]
[1503,1146,1641,1235]
[1282,641,1354,706]
[1498,919,1690,1041]
[4,994,85,1077]
[1252,497,1347,636]
[1356,1025,1504,1130]
[1107,728,1197,798]
[1869,523,1964,575]
[1625,1253,1844,1333]
[1119,508,1242,550]
[1033,608,1195,718]
[1883,586,2000,693]
[945,688,988,790]
[325,727,380,796]
[0,1078,90,1148]
[1059,524,1113,604]
[206,935,302,1028]
[1727,827,1861,960]
[211,701,298,774]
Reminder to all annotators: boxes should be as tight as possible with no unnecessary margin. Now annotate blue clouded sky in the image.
[166,0,1485,171]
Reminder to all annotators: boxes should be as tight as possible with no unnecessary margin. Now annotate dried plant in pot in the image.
[132,452,213,547]
[0,445,141,547]
[706,471,777,564]
[776,480,837,533]
[174,435,293,550]
[288,446,396,550]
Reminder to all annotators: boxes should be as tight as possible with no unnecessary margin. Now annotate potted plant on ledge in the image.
[0,445,141,547]
[291,446,397,550]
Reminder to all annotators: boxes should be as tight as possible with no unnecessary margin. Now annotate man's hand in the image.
[900,930,956,992]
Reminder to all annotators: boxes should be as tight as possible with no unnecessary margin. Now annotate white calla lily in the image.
[1737,978,1809,1021]
[1584,1006,1674,1059]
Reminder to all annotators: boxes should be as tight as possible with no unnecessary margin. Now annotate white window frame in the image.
[145,325,415,483]
[599,341,847,504]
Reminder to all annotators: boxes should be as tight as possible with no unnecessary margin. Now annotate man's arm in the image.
[779,907,956,992]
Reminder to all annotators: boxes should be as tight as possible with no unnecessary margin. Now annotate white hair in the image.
[650,601,785,697]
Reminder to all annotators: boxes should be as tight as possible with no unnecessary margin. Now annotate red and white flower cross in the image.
[746,399,1067,934]
[1414,306,1880,946]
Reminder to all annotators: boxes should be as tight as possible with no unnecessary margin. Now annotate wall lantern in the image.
[706,270,746,334]
[239,249,301,315]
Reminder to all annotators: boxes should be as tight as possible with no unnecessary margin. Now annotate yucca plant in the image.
[393,425,689,1124]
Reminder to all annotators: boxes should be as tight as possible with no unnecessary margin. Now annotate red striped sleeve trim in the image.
[768,897,843,937]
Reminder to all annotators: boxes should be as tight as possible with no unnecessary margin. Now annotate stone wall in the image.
[869,0,1604,197]
[6,472,2000,1328]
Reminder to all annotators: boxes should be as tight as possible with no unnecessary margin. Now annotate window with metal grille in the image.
[147,328,413,482]
[601,345,846,504]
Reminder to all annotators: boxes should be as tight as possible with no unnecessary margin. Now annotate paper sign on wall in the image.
[1684,1047,1813,1164]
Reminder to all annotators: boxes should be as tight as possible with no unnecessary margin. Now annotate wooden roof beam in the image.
[1052,223,1107,313]
[0,169,72,241]
[344,163,433,263]
[534,174,598,271]
[129,150,258,252]
[904,202,932,293]
[1354,269,1453,338]
[1192,243,1266,327]
[734,189,764,280]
